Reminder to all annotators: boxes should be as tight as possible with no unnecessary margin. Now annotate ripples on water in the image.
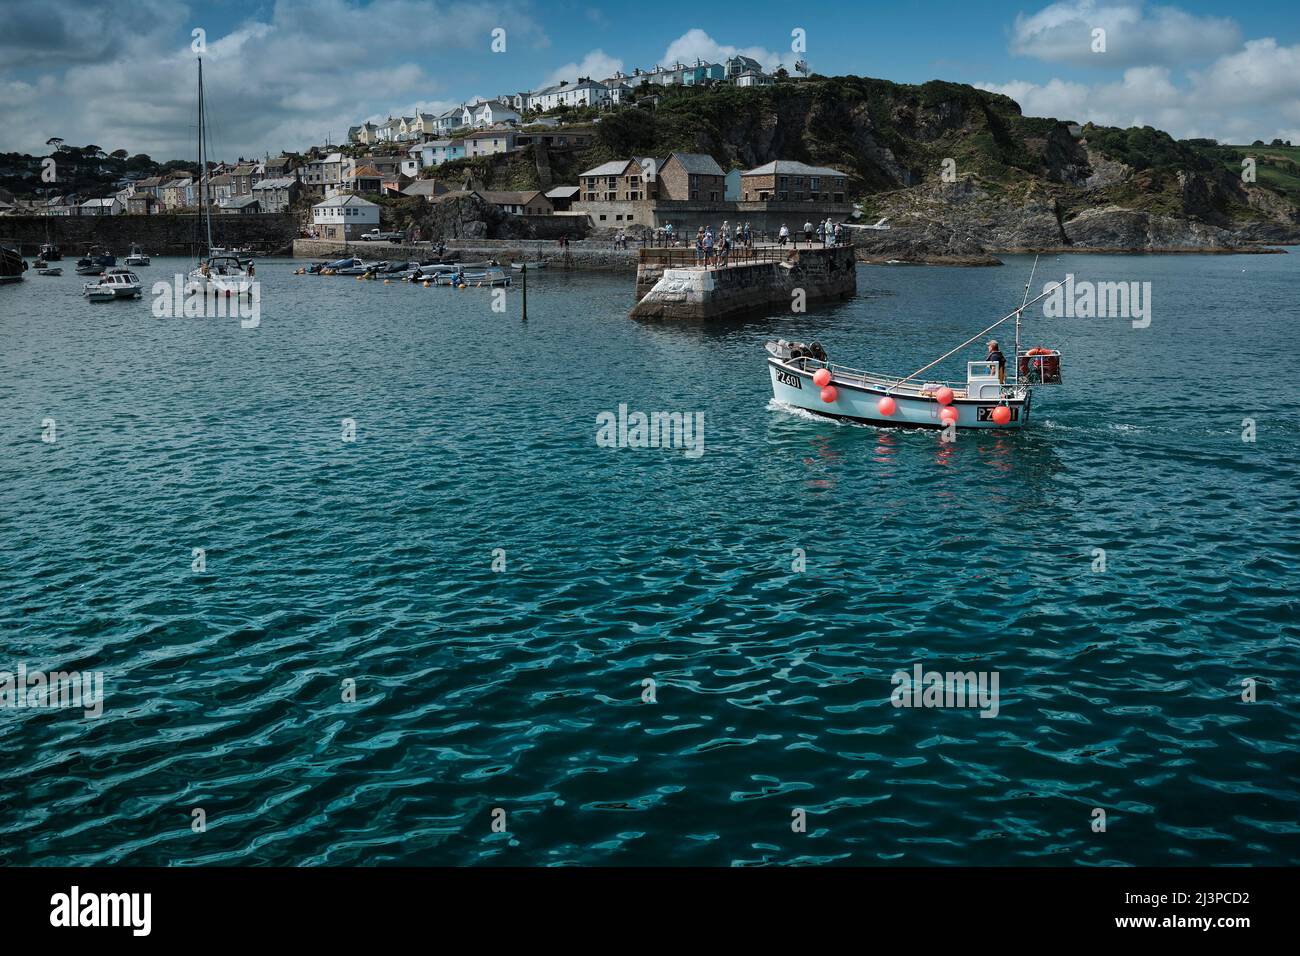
[1,253,1297,866]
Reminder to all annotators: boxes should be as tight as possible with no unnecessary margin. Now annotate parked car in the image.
[358,229,405,242]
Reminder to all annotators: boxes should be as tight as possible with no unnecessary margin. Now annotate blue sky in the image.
[1,0,1297,161]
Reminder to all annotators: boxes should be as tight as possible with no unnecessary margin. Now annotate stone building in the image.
[658,152,725,202]
[740,161,848,203]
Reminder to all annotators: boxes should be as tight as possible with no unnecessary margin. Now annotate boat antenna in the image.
[1016,255,1039,384]
[890,278,1066,392]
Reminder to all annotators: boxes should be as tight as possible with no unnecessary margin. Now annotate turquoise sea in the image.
[1,252,1298,865]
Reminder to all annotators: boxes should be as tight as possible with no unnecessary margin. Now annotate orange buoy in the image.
[991,406,1012,426]
[939,406,959,424]
[877,396,896,416]
[820,385,838,404]
[813,368,832,388]
[935,386,954,406]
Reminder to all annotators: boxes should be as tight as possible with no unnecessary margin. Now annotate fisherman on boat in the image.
[986,339,1007,384]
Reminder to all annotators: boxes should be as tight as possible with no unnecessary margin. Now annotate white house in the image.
[80,197,123,216]
[463,99,521,128]
[434,107,465,135]
[735,70,775,87]
[528,80,611,112]
[311,194,379,240]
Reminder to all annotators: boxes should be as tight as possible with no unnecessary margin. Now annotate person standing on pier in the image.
[695,227,705,262]
[779,223,790,246]
[803,220,813,245]
[703,227,715,266]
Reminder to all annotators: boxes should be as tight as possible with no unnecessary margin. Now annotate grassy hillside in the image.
[1188,143,1300,206]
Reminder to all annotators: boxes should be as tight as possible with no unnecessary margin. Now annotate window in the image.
[810,177,820,191]
[599,214,607,221]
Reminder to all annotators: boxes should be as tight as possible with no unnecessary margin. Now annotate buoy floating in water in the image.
[877,396,896,416]
[991,405,1011,425]
[813,368,831,388]
[820,385,838,404]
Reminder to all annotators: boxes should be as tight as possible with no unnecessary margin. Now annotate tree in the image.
[45,137,63,148]
[110,149,128,160]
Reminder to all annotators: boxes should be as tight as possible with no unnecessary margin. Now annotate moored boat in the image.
[37,266,63,276]
[83,268,143,301]
[510,261,547,271]
[75,250,116,276]
[125,244,151,266]
[432,268,511,287]
[40,242,62,262]
[1,245,27,283]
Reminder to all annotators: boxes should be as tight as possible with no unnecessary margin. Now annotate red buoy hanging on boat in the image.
[991,406,1012,425]
[935,386,954,406]
[877,396,896,416]
[813,368,832,388]
[820,385,838,403]
[939,406,959,425]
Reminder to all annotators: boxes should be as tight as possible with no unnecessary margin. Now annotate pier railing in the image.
[638,246,801,268]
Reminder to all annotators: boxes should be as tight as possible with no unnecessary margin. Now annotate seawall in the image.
[1,214,297,256]
[630,245,857,320]
[292,237,639,271]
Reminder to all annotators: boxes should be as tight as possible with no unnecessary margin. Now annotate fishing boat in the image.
[186,58,256,298]
[125,244,151,266]
[40,242,62,262]
[767,267,1065,431]
[1,245,27,283]
[334,259,374,276]
[510,261,547,271]
[83,268,143,301]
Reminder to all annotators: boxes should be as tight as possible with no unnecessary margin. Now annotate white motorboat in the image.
[37,267,63,276]
[510,261,547,271]
[84,268,143,301]
[767,267,1065,431]
[125,244,151,266]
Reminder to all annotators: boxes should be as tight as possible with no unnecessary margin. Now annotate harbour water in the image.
[1,253,1298,865]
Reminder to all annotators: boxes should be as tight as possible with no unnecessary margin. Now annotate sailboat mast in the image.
[198,57,213,253]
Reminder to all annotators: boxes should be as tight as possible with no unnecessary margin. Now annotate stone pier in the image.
[630,244,857,320]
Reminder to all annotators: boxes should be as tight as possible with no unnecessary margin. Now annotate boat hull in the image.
[768,359,1031,430]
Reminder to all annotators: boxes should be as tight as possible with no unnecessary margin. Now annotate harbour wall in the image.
[0,214,297,256]
[629,245,857,320]
[293,237,638,271]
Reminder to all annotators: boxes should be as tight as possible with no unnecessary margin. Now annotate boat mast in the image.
[1016,255,1039,385]
[198,57,213,254]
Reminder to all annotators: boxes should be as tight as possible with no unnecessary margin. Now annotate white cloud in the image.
[0,0,548,159]
[978,37,1300,144]
[1011,0,1241,67]
[538,50,623,89]
[661,29,784,73]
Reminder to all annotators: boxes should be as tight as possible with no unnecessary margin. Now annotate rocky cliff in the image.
[589,77,1300,255]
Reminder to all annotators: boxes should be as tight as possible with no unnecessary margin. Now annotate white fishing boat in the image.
[767,266,1065,431]
[510,261,547,271]
[37,267,63,276]
[125,244,151,266]
[186,58,256,298]
[83,268,143,301]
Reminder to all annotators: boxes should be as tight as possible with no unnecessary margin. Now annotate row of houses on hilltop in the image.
[347,54,779,148]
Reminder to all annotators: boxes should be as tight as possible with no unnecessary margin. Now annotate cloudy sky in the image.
[0,0,1296,162]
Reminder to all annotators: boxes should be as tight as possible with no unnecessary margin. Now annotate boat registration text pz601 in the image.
[977,406,1019,422]
[775,370,802,389]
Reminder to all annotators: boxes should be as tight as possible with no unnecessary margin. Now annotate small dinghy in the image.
[767,266,1065,431]
[510,261,546,271]
[432,269,511,287]
[37,267,63,276]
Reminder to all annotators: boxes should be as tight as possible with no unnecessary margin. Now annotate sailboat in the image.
[766,262,1064,430]
[187,57,255,298]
